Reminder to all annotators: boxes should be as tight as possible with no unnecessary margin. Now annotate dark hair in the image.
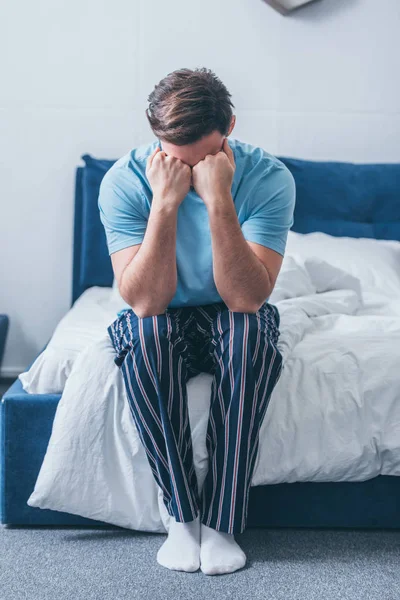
[145,67,235,145]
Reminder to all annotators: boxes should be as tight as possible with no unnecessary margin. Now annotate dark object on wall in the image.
[263,0,321,14]
[0,315,9,373]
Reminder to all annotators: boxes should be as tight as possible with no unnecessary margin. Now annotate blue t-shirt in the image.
[98,137,295,311]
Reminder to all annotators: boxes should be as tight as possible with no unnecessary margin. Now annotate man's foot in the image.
[156,514,201,572]
[200,523,246,575]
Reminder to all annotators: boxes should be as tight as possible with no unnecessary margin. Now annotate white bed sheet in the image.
[24,237,400,533]
[18,287,124,394]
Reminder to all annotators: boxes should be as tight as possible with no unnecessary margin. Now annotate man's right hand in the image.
[146,146,192,209]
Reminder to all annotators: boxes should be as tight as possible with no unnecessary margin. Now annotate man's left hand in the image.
[192,138,236,209]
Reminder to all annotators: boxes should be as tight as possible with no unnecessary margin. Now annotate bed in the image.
[1,152,400,530]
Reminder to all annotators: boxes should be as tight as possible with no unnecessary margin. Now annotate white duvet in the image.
[24,232,400,533]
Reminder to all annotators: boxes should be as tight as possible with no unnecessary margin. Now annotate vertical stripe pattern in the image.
[107,300,283,534]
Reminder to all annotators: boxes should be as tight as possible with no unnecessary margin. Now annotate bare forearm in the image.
[120,200,178,317]
[208,194,271,312]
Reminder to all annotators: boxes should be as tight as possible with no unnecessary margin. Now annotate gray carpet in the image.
[1,525,399,599]
[1,378,399,597]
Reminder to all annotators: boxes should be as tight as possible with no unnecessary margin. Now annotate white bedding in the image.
[18,287,125,394]
[23,232,400,533]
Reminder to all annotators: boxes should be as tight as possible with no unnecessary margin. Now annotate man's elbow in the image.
[229,287,274,314]
[132,304,169,318]
[119,283,169,318]
[227,299,262,314]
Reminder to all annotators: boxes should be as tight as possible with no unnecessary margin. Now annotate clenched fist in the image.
[191,138,235,208]
[146,146,192,209]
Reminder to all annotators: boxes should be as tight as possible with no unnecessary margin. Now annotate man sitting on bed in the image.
[98,67,295,576]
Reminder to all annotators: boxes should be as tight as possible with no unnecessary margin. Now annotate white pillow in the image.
[286,231,400,297]
[269,254,316,303]
[18,287,123,395]
[270,250,362,305]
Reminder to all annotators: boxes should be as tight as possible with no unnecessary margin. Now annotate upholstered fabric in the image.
[279,157,400,240]
[72,155,116,304]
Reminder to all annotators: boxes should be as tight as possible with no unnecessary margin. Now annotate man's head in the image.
[145,67,236,169]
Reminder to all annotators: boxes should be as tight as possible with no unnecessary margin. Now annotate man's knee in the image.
[224,310,268,341]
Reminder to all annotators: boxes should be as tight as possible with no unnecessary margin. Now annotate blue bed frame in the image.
[1,152,400,528]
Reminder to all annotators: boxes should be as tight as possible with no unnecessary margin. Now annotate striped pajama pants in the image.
[107,299,283,535]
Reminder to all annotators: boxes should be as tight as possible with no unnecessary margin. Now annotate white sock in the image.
[200,523,246,575]
[157,514,201,572]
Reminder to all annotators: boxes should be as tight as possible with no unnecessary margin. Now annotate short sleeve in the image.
[241,164,296,257]
[98,166,148,255]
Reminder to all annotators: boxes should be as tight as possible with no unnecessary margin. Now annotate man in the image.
[98,67,295,576]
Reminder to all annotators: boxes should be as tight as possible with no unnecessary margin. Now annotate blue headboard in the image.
[72,153,400,306]
[72,155,116,305]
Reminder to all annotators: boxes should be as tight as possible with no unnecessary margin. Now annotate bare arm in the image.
[110,145,191,318]
[207,194,277,312]
[191,139,291,313]
[111,200,179,318]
